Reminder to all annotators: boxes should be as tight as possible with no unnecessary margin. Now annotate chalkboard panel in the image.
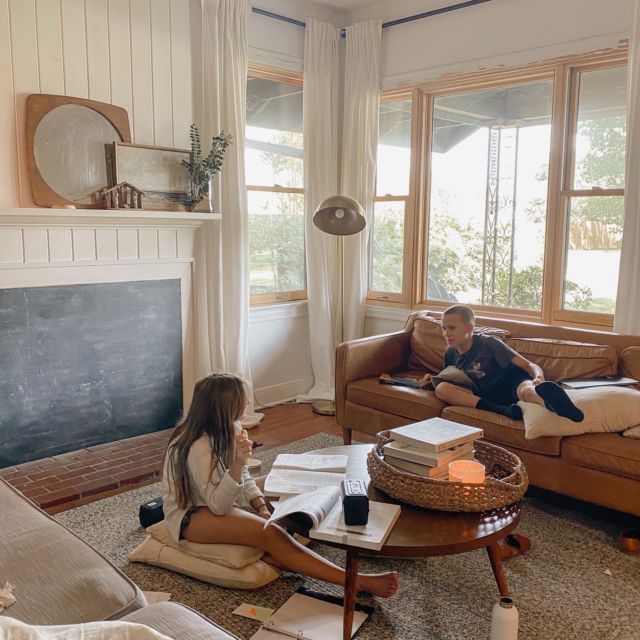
[0,279,183,467]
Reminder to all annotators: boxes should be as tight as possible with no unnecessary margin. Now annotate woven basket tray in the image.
[367,431,529,512]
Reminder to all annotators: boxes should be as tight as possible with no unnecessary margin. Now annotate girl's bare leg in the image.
[183,507,399,598]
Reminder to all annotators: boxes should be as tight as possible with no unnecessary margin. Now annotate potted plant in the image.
[181,124,232,212]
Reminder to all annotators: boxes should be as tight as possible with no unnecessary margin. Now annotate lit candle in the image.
[449,460,485,484]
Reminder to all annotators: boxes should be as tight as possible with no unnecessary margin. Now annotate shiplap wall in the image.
[0,0,194,208]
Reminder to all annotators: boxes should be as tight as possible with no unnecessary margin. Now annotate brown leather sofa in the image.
[336,311,640,517]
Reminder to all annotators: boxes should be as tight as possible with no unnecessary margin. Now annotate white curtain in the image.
[614,0,640,335]
[297,19,340,403]
[341,20,382,341]
[195,0,263,426]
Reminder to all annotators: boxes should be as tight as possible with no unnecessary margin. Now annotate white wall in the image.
[348,0,633,89]
[0,0,194,209]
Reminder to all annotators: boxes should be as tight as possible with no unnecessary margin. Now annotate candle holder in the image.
[448,460,486,484]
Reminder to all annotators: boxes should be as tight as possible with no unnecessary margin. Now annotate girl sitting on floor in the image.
[162,373,399,598]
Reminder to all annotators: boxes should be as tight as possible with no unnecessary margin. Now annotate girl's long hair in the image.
[165,373,248,509]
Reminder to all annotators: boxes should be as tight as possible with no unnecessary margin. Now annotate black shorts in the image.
[479,365,532,405]
[179,506,200,539]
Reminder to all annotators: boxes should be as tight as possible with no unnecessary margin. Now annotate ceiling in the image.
[303,0,377,9]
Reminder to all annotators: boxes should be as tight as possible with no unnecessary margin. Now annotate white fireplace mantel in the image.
[0,207,221,228]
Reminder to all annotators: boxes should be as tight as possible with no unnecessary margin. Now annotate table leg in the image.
[486,543,509,596]
[343,547,359,640]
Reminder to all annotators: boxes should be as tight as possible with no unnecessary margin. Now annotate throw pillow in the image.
[128,536,279,590]
[623,425,640,439]
[146,521,263,569]
[519,386,640,439]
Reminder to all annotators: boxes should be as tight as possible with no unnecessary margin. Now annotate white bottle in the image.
[489,597,519,640]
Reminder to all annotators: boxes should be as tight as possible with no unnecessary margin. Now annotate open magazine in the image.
[265,486,401,551]
[263,469,346,498]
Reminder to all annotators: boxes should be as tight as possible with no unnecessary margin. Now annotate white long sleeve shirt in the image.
[161,430,262,542]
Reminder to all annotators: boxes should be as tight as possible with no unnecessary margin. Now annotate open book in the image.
[264,470,346,498]
[250,590,370,640]
[272,453,349,473]
[266,486,401,551]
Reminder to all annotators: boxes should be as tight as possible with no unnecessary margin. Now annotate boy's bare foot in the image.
[357,571,400,598]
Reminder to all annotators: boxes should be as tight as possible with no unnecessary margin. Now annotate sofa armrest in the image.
[335,329,412,427]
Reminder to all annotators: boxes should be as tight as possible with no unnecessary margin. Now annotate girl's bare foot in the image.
[357,571,400,598]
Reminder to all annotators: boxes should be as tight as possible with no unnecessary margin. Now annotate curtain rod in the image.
[251,0,493,36]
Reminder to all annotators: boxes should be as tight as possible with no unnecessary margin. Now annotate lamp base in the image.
[311,399,336,416]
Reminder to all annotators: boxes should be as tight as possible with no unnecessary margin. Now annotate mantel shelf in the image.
[0,208,221,228]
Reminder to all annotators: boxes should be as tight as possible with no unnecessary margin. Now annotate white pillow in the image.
[147,521,263,569]
[519,386,640,439]
[623,425,640,439]
[128,536,279,590]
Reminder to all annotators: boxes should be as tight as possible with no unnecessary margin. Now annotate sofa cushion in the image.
[347,376,445,421]
[128,536,279,590]
[408,315,510,373]
[623,425,640,439]
[0,478,145,625]
[519,386,640,439]
[562,433,640,480]
[441,406,562,455]
[121,602,240,640]
[621,347,640,388]
[505,337,617,381]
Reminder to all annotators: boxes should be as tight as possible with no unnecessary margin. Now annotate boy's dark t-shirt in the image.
[444,334,518,396]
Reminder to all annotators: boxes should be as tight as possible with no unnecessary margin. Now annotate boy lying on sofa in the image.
[416,304,584,422]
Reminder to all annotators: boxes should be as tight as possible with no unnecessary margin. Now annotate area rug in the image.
[55,433,640,640]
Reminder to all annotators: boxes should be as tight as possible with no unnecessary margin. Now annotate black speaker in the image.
[139,496,164,528]
[341,479,369,526]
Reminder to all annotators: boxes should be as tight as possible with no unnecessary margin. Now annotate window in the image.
[369,94,413,303]
[426,79,553,312]
[246,68,305,304]
[560,65,627,317]
[370,49,627,330]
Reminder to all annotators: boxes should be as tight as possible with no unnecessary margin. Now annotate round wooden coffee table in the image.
[280,444,522,640]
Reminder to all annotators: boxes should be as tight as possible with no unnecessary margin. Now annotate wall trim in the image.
[254,375,315,408]
[250,300,309,323]
[365,304,412,323]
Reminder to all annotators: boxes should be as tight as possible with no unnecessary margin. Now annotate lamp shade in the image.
[312,195,366,236]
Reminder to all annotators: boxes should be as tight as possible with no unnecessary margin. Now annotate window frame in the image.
[246,64,306,306]
[408,46,628,331]
[367,89,419,307]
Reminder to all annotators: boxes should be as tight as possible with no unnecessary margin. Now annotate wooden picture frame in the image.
[26,94,131,208]
[111,142,191,211]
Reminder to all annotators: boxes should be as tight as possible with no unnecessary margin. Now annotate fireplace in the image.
[0,208,215,466]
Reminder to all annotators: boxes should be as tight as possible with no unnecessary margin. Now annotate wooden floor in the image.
[0,402,345,514]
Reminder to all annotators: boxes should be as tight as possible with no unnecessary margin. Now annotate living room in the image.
[1,0,639,639]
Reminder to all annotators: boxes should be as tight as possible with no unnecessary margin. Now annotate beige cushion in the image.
[0,478,145,625]
[128,536,279,589]
[408,315,510,373]
[121,602,240,640]
[519,386,640,439]
[505,337,617,382]
[623,425,640,439]
[147,521,262,569]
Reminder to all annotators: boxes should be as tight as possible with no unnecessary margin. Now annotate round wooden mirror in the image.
[26,94,132,208]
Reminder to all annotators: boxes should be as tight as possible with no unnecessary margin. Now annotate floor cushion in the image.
[127,537,279,589]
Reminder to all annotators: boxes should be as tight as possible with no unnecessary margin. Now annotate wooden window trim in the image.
[406,47,628,332]
[247,65,306,306]
[368,90,417,306]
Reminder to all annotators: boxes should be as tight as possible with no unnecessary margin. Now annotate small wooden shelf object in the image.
[92,182,144,209]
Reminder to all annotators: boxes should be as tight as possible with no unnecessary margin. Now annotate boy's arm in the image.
[511,354,544,385]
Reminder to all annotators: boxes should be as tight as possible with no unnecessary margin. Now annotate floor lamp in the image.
[311,195,366,416]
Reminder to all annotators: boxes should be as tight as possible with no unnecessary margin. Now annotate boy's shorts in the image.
[479,364,532,405]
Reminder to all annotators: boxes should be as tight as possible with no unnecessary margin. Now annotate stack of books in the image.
[384,418,484,480]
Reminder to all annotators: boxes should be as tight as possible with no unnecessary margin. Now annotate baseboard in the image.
[254,376,314,408]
